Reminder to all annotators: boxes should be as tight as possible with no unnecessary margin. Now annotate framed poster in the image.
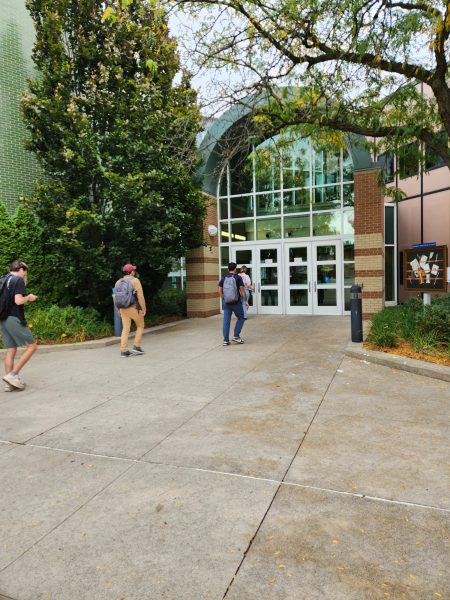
[404,245,447,292]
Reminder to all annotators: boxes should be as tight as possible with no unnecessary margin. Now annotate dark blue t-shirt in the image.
[6,275,27,325]
[218,274,245,303]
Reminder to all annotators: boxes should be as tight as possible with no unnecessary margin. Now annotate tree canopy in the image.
[23,0,206,313]
[173,0,450,169]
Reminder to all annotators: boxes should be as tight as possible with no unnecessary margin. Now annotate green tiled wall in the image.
[0,0,40,213]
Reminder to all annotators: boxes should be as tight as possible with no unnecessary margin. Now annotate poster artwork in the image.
[404,245,447,292]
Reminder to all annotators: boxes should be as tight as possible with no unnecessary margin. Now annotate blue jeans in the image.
[222,301,245,342]
[242,290,251,318]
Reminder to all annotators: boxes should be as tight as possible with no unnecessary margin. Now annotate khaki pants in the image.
[120,306,144,352]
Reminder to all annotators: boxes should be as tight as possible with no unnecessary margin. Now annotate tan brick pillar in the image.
[186,195,221,318]
[354,169,385,320]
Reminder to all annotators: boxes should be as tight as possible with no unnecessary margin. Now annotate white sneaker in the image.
[3,373,25,390]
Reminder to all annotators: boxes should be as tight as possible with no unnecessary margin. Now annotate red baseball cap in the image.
[122,263,137,274]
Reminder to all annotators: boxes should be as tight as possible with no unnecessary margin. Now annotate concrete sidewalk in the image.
[0,315,448,600]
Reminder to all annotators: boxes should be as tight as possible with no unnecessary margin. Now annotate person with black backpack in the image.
[0,260,38,391]
[218,262,248,346]
[114,263,146,358]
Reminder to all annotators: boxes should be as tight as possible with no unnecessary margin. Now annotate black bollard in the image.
[350,284,363,343]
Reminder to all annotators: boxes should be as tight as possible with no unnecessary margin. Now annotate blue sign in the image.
[412,242,437,249]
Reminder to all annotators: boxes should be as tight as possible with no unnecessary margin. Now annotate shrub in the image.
[25,304,111,344]
[367,308,399,348]
[152,288,186,316]
[368,294,450,356]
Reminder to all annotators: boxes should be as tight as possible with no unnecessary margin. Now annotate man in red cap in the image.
[115,264,146,357]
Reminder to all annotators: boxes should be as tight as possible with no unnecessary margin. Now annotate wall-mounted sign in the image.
[404,245,447,292]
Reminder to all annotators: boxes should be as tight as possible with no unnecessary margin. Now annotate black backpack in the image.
[0,274,12,321]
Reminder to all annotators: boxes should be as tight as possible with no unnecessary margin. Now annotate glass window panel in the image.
[284,215,310,238]
[260,267,278,285]
[344,263,355,285]
[317,265,336,284]
[283,138,310,188]
[343,210,355,235]
[289,246,308,262]
[317,288,337,307]
[343,239,354,260]
[342,150,354,181]
[219,197,228,220]
[260,248,278,262]
[313,185,340,210]
[290,289,309,306]
[343,183,354,207]
[261,289,278,306]
[230,220,254,242]
[256,218,281,240]
[344,287,351,311]
[220,223,229,243]
[385,205,395,244]
[313,148,340,185]
[221,267,228,278]
[385,246,395,302]
[229,148,253,195]
[312,212,341,236]
[256,193,281,216]
[254,142,281,192]
[398,142,418,179]
[220,246,229,266]
[316,245,336,261]
[290,266,308,284]
[219,165,228,196]
[230,195,253,219]
[283,189,310,213]
[235,249,252,264]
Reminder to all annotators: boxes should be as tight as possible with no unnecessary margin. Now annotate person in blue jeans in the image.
[218,263,248,346]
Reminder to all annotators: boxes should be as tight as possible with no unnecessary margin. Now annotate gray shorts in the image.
[0,316,35,348]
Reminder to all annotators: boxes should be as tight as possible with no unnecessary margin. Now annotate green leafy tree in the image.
[175,0,450,170]
[22,0,206,314]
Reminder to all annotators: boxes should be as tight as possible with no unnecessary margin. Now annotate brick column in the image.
[186,195,221,318]
[354,168,385,320]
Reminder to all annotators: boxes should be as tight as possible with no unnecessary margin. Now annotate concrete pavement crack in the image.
[221,351,346,599]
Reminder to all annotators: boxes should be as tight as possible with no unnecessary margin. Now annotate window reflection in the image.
[284,215,310,238]
[256,218,282,240]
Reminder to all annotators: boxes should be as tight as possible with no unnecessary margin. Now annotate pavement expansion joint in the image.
[11,443,449,514]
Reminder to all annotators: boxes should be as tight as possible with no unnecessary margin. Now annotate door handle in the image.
[308,281,311,293]
[258,282,261,293]
[314,281,317,292]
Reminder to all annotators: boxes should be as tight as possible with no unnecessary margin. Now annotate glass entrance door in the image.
[284,243,312,314]
[284,240,342,315]
[313,241,342,315]
[233,246,257,313]
[257,245,282,314]
[232,245,282,314]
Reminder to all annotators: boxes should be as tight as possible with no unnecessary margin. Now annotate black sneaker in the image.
[120,351,131,358]
[223,340,230,346]
[232,336,244,344]
[132,346,144,355]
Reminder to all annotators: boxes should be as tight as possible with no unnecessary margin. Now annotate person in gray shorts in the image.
[0,260,38,391]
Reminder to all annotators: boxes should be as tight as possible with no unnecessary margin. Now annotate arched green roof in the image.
[198,97,374,196]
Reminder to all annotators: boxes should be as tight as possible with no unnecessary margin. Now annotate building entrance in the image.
[232,240,342,315]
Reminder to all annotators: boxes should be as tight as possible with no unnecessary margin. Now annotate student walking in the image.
[114,264,146,358]
[239,265,253,319]
[0,260,38,391]
[218,262,248,346]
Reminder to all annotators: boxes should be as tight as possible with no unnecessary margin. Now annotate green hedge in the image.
[151,288,186,316]
[0,304,112,346]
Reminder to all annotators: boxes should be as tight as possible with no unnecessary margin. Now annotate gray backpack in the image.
[222,275,239,304]
[115,278,135,308]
